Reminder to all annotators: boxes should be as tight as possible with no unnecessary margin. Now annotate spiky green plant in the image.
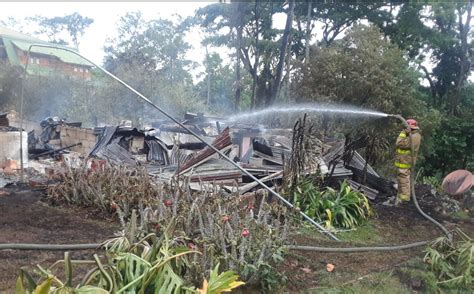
[46,165,292,290]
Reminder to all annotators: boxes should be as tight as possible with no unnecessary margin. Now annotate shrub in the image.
[291,179,373,229]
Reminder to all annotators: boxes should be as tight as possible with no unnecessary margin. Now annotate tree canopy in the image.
[0,2,472,176]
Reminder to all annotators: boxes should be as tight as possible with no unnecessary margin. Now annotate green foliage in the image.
[292,25,421,116]
[15,213,244,294]
[196,1,293,108]
[424,229,473,289]
[420,175,442,193]
[195,52,235,114]
[0,61,23,111]
[241,261,287,292]
[292,179,373,229]
[100,12,202,121]
[198,263,245,294]
[291,24,425,171]
[421,84,474,176]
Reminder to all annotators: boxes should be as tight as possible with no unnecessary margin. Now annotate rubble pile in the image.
[0,110,393,200]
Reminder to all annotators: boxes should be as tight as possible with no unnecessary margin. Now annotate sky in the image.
[0,1,216,75]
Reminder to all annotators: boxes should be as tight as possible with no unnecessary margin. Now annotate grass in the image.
[306,271,411,294]
[296,221,382,244]
[337,223,383,245]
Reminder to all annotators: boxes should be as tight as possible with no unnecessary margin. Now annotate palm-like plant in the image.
[424,229,473,289]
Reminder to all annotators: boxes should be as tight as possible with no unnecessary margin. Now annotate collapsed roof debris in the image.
[1,110,393,201]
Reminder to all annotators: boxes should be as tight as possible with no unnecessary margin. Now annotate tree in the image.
[292,25,422,115]
[291,25,431,170]
[421,84,474,176]
[102,12,201,122]
[372,2,473,114]
[104,13,193,86]
[0,61,23,111]
[29,13,94,48]
[271,0,295,104]
[195,52,235,114]
[196,1,298,108]
[0,17,26,32]
[299,1,392,47]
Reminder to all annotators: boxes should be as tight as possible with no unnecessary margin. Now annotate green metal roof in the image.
[0,26,92,67]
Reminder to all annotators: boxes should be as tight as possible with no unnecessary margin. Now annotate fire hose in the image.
[4,45,451,252]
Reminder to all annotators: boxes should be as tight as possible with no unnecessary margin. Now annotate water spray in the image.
[227,104,388,123]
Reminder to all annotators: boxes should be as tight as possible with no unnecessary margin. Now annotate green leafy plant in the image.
[424,229,473,289]
[197,263,245,294]
[292,179,373,229]
[15,212,245,294]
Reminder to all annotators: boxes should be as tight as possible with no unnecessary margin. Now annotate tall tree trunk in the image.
[234,26,242,111]
[206,45,211,106]
[451,2,472,114]
[233,2,243,112]
[285,30,292,101]
[270,0,295,105]
[250,1,260,110]
[304,1,312,64]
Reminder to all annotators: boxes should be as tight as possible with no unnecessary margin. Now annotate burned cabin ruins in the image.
[0,110,393,199]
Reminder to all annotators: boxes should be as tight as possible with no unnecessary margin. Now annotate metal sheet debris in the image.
[4,110,391,200]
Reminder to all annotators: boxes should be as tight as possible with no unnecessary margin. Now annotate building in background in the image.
[0,26,92,79]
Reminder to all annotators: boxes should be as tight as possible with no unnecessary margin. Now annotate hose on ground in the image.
[0,243,100,250]
[287,241,428,252]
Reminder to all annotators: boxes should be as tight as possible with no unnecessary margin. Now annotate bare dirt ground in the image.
[280,200,474,292]
[0,184,119,292]
[0,184,472,292]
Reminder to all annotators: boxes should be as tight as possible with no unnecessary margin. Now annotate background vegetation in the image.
[0,0,472,178]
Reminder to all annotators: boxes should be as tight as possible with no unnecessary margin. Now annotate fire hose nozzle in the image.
[387,114,409,129]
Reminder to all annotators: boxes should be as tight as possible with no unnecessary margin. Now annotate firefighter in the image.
[394,118,422,204]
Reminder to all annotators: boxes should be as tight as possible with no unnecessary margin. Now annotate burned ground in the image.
[0,185,119,291]
[0,184,471,292]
